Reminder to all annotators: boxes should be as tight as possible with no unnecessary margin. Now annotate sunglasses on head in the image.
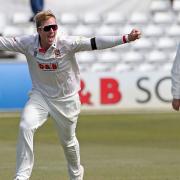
[40,24,58,32]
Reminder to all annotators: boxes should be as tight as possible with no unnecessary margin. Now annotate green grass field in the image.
[1,112,180,180]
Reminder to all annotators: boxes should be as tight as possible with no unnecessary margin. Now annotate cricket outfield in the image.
[0,112,180,180]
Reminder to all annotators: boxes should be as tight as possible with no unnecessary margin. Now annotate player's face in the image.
[38,17,58,49]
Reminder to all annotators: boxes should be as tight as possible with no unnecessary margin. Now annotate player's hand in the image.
[172,98,180,111]
[128,29,141,42]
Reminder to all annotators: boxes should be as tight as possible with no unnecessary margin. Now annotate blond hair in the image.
[34,10,56,28]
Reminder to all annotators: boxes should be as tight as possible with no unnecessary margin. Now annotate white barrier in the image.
[0,62,172,112]
[79,71,172,111]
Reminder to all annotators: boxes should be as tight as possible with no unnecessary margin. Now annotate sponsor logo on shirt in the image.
[38,62,58,71]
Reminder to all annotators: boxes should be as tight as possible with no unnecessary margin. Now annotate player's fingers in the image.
[172,104,179,111]
[137,33,141,39]
[129,29,142,41]
[132,29,141,34]
[172,100,180,111]
[135,30,141,36]
[134,33,141,39]
[131,29,142,39]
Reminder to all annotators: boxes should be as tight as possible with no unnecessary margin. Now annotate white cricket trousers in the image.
[14,90,82,180]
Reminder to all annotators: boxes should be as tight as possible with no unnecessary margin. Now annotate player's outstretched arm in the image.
[72,28,142,52]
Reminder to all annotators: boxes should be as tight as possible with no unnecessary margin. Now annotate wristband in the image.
[122,35,129,43]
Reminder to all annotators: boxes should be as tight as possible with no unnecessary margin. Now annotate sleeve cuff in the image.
[122,35,129,43]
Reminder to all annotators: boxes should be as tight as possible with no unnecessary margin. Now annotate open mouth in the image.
[48,36,54,41]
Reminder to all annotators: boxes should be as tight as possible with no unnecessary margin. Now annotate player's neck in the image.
[39,36,51,52]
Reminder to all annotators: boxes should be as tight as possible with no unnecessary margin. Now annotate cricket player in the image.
[0,10,141,180]
[171,43,180,111]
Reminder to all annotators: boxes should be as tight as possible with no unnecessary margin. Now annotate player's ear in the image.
[37,27,41,34]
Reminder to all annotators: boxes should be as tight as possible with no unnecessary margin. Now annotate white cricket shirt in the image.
[0,33,124,99]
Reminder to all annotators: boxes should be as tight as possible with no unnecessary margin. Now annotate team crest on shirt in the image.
[54,49,61,58]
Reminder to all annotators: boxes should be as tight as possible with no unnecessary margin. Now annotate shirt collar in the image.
[34,34,57,52]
